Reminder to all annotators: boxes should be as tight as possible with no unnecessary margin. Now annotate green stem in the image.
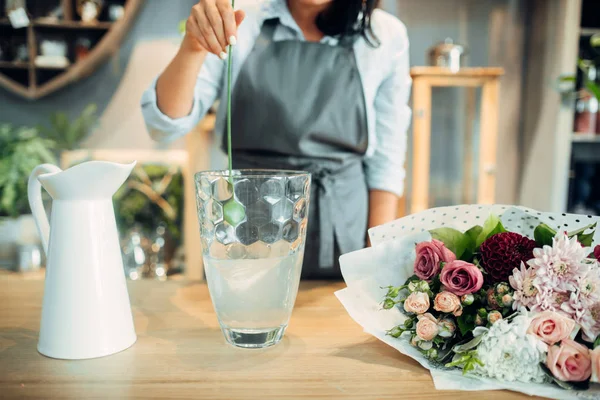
[226,0,236,183]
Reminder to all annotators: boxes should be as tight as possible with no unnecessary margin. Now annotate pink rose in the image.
[403,292,430,314]
[440,260,484,297]
[594,245,600,260]
[546,339,592,382]
[528,311,576,346]
[416,313,439,341]
[592,347,600,383]
[414,240,456,281]
[433,292,462,316]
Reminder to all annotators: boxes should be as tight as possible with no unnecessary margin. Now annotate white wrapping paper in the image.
[336,205,600,399]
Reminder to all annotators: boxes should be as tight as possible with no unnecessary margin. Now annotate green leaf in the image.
[578,232,596,247]
[51,112,69,135]
[465,225,483,244]
[445,354,470,369]
[1,182,16,212]
[586,81,600,101]
[462,225,482,260]
[387,326,404,338]
[382,298,396,309]
[430,227,470,259]
[429,274,442,293]
[567,223,597,247]
[534,223,557,247]
[383,285,405,299]
[433,336,445,345]
[0,123,57,217]
[452,334,484,353]
[457,314,476,336]
[81,103,98,119]
[594,335,600,349]
[558,75,576,82]
[475,214,506,247]
[405,274,419,282]
[42,104,98,150]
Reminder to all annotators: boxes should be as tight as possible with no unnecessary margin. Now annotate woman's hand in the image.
[184,0,246,58]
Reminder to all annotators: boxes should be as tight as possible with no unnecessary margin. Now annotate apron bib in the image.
[224,18,369,278]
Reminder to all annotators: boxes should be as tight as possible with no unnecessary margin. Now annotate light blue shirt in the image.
[141,0,411,196]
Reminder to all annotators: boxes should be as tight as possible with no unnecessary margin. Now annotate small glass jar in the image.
[75,37,92,61]
[574,90,598,134]
[76,0,104,23]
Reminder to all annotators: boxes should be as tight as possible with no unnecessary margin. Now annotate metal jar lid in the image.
[428,38,466,58]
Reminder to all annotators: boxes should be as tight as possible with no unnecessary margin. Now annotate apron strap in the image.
[254,18,278,53]
[258,17,358,51]
[311,160,364,269]
[338,33,360,49]
[313,170,336,269]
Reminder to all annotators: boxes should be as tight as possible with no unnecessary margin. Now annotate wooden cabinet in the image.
[409,67,503,213]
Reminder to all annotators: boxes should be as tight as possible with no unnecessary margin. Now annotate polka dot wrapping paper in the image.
[336,204,600,399]
[369,204,599,248]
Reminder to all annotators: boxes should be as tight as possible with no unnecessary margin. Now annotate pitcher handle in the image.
[28,164,62,255]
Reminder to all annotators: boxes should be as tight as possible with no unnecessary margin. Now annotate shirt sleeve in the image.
[141,52,225,143]
[364,35,412,197]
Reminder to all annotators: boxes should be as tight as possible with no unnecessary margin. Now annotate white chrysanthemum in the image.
[564,298,600,342]
[529,233,590,293]
[509,262,540,310]
[580,303,600,342]
[474,314,548,383]
[577,260,600,308]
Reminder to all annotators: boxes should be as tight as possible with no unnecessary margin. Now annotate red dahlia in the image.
[480,232,537,284]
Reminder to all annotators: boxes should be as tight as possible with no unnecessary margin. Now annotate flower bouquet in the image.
[336,205,600,399]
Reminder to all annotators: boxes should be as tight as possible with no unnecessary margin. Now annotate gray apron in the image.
[224,18,369,279]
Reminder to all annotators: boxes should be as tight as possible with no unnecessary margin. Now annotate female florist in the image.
[337,205,600,399]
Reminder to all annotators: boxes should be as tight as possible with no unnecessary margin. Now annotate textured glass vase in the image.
[195,170,311,348]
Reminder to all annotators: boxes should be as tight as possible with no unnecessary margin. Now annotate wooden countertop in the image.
[0,275,539,399]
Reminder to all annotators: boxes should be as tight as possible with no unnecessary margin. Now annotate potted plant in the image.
[38,103,98,150]
[556,34,600,134]
[0,124,56,267]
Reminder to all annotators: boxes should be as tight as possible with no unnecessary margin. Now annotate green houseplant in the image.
[0,124,56,218]
[557,35,600,102]
[0,124,56,266]
[38,103,98,150]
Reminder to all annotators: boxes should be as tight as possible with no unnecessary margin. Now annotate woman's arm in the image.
[365,18,412,233]
[155,35,209,119]
[368,190,398,229]
[141,1,245,141]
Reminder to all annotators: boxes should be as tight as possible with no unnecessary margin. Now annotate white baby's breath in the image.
[474,314,548,383]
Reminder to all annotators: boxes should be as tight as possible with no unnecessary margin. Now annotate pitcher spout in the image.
[38,161,136,200]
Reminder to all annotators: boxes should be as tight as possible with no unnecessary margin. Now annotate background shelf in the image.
[0,61,29,69]
[0,0,142,99]
[33,19,113,29]
[580,28,600,36]
[572,133,600,143]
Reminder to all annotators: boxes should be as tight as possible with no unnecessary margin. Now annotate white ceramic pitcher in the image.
[28,160,137,360]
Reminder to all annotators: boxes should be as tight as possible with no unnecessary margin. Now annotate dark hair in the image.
[316,0,380,47]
